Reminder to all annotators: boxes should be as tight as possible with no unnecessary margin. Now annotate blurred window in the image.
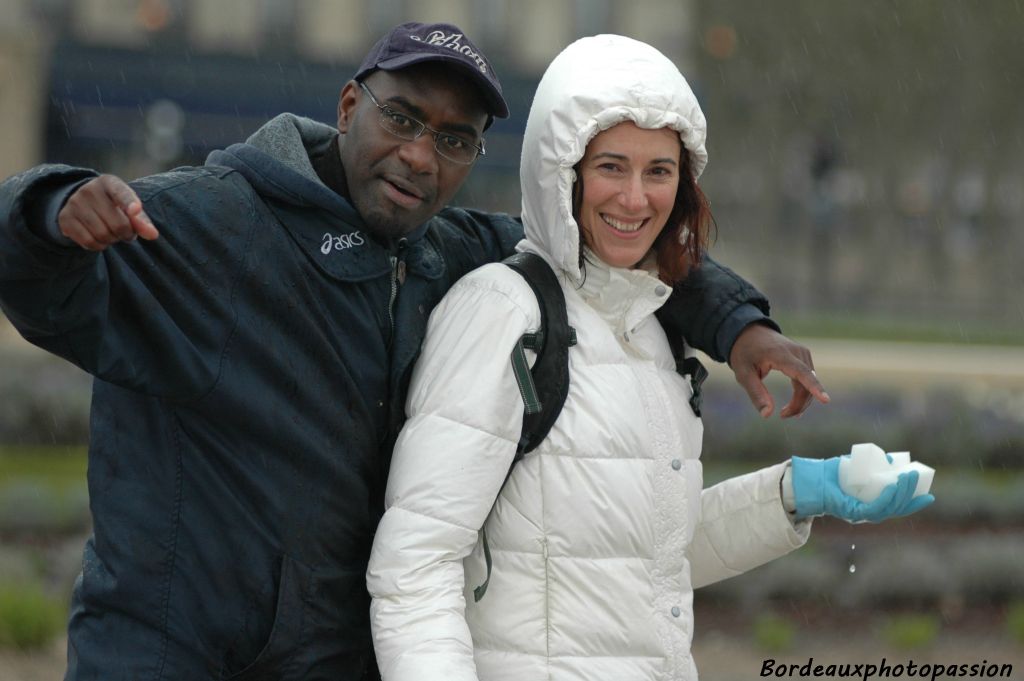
[573,0,610,37]
[73,0,152,47]
[187,0,262,53]
[295,0,365,62]
[366,0,404,35]
[406,0,471,25]
[611,0,695,70]
[506,0,571,72]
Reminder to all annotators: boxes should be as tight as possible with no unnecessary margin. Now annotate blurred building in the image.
[691,1,1024,330]
[0,0,695,205]
[0,0,1021,332]
[0,1,49,179]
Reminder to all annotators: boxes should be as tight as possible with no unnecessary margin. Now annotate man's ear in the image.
[337,80,359,133]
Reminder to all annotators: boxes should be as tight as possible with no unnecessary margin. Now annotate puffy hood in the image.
[520,34,708,283]
[207,114,349,215]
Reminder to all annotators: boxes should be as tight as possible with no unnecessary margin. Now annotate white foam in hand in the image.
[837,443,935,503]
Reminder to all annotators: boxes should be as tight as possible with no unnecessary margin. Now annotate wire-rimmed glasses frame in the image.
[358,81,486,165]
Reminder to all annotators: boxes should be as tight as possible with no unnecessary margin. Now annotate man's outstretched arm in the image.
[656,253,829,418]
[0,164,251,400]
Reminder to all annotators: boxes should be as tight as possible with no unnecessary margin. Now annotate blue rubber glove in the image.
[790,456,935,523]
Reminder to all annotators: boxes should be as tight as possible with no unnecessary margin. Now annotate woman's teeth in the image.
[603,215,644,232]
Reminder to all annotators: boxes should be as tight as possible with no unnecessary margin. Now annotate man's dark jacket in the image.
[0,114,769,680]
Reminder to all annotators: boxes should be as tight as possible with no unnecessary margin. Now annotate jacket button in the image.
[671,606,681,618]
[655,285,667,296]
[671,459,682,471]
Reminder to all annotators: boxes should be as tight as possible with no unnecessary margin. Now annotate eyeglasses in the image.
[359,81,486,165]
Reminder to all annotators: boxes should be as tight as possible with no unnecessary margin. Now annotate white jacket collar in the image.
[577,248,671,338]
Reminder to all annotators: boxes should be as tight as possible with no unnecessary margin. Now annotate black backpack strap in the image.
[679,356,708,417]
[503,252,577,455]
[655,302,707,417]
[473,252,576,603]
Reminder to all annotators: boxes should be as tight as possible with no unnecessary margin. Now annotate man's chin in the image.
[354,179,441,239]
[358,206,425,242]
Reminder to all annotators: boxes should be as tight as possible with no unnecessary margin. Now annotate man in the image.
[0,22,825,681]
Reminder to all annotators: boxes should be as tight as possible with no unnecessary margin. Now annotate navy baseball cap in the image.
[354,22,509,119]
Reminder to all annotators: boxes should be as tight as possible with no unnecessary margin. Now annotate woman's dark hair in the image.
[572,140,713,286]
[654,144,713,285]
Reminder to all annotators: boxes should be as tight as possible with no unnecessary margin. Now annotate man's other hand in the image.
[58,174,159,251]
[729,323,830,418]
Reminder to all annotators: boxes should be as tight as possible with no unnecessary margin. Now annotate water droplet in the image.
[849,564,856,573]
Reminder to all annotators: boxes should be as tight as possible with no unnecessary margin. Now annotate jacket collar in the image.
[576,248,670,337]
[209,114,444,282]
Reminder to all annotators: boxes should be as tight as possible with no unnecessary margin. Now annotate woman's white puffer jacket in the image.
[368,35,811,681]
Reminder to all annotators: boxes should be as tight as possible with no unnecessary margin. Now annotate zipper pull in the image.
[395,238,408,285]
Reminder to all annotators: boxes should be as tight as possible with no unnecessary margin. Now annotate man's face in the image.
[337,64,489,240]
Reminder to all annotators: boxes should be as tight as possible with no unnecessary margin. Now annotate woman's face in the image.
[577,122,682,269]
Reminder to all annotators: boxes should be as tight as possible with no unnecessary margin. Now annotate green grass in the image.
[880,614,940,650]
[0,581,66,650]
[752,613,796,652]
[1007,603,1024,645]
[0,447,90,535]
[0,446,87,494]
[774,312,1024,347]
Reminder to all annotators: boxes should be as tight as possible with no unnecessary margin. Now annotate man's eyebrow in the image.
[592,151,678,165]
[385,94,482,139]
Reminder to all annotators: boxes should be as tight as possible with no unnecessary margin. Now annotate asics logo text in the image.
[321,231,366,254]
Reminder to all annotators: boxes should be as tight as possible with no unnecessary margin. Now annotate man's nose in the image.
[396,133,439,175]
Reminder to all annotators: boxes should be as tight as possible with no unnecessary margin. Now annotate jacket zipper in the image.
[542,537,551,662]
[387,238,408,347]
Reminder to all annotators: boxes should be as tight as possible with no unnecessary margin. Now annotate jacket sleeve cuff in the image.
[780,461,797,514]
[716,303,782,365]
[790,456,827,518]
[34,178,91,247]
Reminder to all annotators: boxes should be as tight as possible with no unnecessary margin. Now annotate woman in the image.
[367,35,930,681]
